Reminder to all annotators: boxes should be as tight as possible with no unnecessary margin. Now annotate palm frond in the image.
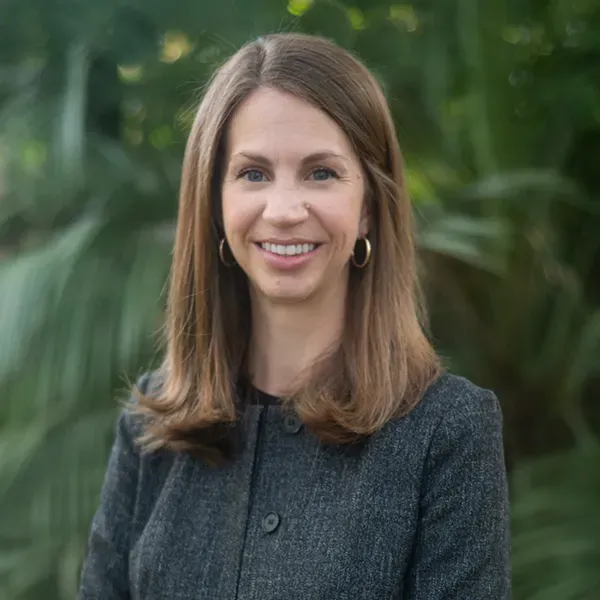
[511,444,600,599]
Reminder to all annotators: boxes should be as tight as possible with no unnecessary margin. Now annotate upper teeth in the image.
[261,242,316,256]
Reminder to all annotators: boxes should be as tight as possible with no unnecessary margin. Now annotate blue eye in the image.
[311,168,338,181]
[240,169,266,182]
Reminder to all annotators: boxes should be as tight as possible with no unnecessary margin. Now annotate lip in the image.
[256,239,322,245]
[255,241,321,271]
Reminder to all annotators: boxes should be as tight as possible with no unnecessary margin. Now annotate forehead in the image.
[225,87,356,159]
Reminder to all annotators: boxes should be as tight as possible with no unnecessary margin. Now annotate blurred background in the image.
[1,0,599,598]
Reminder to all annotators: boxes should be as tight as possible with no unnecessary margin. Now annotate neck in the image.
[248,284,347,397]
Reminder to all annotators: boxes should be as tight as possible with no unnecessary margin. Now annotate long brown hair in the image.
[133,32,441,463]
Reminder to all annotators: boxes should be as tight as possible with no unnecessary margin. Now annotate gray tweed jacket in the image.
[79,372,511,599]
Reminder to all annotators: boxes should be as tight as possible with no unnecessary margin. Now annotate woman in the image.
[79,32,510,599]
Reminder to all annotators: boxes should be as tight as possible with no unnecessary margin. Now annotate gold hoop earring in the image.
[219,238,236,267]
[351,237,371,268]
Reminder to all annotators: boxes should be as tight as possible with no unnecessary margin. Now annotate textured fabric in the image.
[79,372,511,599]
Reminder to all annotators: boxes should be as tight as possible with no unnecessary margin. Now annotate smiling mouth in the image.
[258,242,319,256]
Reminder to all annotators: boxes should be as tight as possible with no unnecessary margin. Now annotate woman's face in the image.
[221,87,368,305]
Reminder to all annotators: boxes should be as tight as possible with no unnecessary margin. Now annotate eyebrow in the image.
[229,151,349,166]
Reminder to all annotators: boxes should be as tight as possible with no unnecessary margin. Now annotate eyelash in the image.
[236,167,340,182]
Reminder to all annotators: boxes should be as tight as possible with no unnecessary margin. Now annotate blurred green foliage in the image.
[0,0,599,598]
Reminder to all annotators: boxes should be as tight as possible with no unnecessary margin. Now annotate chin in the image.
[264,290,316,305]
[256,282,318,305]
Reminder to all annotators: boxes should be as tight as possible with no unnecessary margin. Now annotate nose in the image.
[262,184,309,227]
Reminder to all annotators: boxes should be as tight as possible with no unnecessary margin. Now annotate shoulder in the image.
[119,370,163,443]
[376,372,504,470]
[130,370,163,399]
[408,372,506,476]
[408,371,502,432]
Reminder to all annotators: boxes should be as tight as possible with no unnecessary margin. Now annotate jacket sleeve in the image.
[78,374,150,599]
[403,390,511,599]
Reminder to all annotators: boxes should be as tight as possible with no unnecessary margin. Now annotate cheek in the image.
[315,192,363,250]
[221,189,257,241]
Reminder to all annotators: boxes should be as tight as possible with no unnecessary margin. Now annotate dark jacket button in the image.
[262,512,280,533]
[281,414,303,434]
